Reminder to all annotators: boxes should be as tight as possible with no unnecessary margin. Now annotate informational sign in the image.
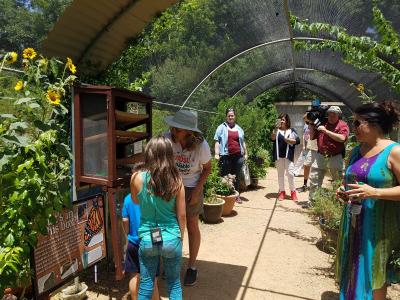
[33,195,106,296]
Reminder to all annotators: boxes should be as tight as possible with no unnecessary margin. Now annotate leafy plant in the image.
[290,4,400,94]
[204,159,236,197]
[389,249,400,274]
[214,175,236,196]
[248,148,270,179]
[0,49,75,296]
[203,194,224,205]
[311,181,343,230]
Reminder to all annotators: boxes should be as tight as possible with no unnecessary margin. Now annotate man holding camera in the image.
[305,105,349,208]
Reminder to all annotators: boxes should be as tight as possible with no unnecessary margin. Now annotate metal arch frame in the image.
[180,36,334,109]
[232,67,356,98]
[247,80,349,107]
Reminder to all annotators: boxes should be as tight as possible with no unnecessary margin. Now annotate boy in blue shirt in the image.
[122,193,159,300]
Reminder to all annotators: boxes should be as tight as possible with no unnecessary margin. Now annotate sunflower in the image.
[38,57,48,68]
[23,48,37,60]
[14,81,24,91]
[5,52,18,64]
[46,89,61,105]
[66,57,77,74]
[356,83,364,93]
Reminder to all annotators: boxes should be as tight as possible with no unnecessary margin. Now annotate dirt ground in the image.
[52,167,400,299]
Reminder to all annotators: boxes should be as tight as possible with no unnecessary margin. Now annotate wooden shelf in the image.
[83,132,107,143]
[115,130,148,140]
[83,131,148,144]
[116,153,144,165]
[115,110,149,125]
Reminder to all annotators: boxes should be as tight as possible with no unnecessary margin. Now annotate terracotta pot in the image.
[202,199,225,224]
[217,191,239,216]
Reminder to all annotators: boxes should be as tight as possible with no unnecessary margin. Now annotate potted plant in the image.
[202,195,225,224]
[204,160,238,217]
[215,174,239,216]
[248,148,270,187]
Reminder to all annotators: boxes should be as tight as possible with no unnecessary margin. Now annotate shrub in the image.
[311,181,343,230]
[248,148,270,178]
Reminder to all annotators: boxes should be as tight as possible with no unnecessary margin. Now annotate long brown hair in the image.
[144,135,181,200]
[170,127,204,151]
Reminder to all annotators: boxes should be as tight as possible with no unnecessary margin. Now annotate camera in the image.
[306,105,330,128]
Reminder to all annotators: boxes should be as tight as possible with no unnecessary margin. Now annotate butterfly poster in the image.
[33,195,107,297]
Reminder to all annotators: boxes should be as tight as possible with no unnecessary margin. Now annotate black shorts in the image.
[125,241,140,274]
[125,241,161,275]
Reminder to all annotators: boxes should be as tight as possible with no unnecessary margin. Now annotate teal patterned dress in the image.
[336,143,400,299]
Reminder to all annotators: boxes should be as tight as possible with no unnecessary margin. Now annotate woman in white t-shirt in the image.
[164,110,211,287]
[271,113,300,201]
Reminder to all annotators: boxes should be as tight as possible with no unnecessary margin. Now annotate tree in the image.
[0,0,72,52]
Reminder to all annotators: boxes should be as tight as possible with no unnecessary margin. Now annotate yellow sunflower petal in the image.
[5,52,18,64]
[46,90,61,106]
[23,48,37,60]
[356,83,364,93]
[14,81,24,91]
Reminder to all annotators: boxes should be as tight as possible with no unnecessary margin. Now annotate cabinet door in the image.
[81,93,108,178]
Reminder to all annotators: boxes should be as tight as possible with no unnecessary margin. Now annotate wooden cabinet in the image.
[73,85,152,187]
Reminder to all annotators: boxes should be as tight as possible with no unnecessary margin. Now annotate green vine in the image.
[290,5,400,94]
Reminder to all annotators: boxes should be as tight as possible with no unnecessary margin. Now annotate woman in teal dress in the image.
[336,101,400,299]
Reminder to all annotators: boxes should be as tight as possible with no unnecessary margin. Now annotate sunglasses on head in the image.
[353,120,366,128]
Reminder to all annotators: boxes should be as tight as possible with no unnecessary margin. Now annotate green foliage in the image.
[389,249,400,274]
[152,108,170,135]
[204,159,235,197]
[290,5,400,94]
[203,194,224,205]
[311,181,343,230]
[0,0,72,52]
[0,50,75,294]
[247,148,270,179]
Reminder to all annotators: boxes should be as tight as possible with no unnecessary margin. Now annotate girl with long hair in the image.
[130,136,186,300]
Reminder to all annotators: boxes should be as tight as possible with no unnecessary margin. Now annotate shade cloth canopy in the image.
[42,0,399,110]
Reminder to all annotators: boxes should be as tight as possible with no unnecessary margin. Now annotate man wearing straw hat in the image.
[164,110,212,286]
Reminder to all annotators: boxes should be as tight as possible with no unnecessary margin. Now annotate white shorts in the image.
[304,149,316,166]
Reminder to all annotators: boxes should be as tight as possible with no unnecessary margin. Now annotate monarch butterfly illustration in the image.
[83,197,103,246]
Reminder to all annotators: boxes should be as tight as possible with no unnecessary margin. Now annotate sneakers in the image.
[236,196,243,204]
[291,191,298,202]
[296,185,308,193]
[278,191,286,201]
[184,268,198,286]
